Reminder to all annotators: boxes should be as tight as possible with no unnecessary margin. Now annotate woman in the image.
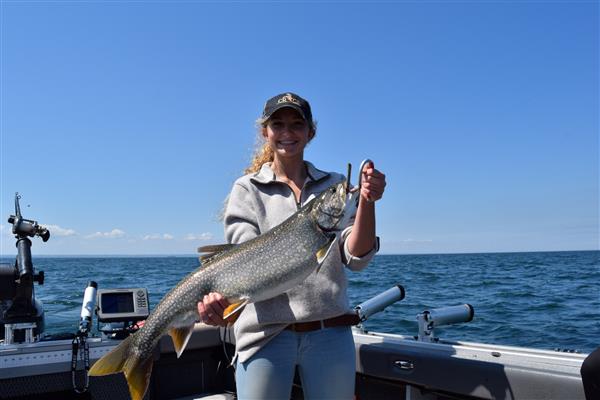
[198,92,386,399]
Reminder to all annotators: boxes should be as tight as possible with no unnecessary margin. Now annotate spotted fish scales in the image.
[89,181,357,400]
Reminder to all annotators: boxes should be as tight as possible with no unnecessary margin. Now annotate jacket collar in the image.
[250,161,330,185]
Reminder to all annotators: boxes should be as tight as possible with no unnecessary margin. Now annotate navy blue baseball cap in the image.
[262,92,313,122]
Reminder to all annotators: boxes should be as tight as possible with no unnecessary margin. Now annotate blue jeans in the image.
[235,326,356,400]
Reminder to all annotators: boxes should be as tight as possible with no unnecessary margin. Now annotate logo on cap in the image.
[277,93,301,106]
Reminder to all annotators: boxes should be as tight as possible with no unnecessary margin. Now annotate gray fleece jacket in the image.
[224,161,377,363]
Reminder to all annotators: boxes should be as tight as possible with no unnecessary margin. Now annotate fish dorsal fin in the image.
[168,324,195,358]
[223,299,249,324]
[198,243,237,264]
[316,236,338,273]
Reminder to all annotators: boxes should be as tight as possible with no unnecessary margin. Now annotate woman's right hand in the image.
[197,292,230,327]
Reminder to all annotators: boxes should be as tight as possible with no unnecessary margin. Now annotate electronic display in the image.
[96,288,149,322]
[101,292,135,313]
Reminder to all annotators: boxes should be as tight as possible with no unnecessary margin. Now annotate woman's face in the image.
[263,108,313,160]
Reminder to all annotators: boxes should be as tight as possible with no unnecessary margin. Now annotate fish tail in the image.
[89,335,132,376]
[123,355,154,400]
[89,335,154,400]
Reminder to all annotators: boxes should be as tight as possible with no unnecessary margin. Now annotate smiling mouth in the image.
[278,140,298,146]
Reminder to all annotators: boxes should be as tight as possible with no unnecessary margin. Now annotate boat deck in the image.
[0,324,587,400]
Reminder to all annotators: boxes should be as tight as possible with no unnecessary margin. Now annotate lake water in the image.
[1,250,597,353]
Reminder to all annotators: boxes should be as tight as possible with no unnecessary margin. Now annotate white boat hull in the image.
[0,325,587,399]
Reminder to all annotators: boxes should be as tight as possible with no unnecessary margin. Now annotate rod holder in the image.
[417,304,474,342]
[355,285,405,322]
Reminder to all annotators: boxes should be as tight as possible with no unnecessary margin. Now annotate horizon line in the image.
[0,249,597,259]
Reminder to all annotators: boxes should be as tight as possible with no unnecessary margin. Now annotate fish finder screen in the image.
[102,292,134,313]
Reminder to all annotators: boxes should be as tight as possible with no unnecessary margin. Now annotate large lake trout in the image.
[89,181,357,400]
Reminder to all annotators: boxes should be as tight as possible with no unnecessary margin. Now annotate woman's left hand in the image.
[360,162,386,203]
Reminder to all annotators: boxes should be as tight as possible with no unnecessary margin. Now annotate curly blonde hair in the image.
[244,116,317,175]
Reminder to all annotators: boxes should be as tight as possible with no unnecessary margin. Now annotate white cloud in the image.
[143,233,174,240]
[85,229,126,239]
[400,238,433,243]
[44,224,77,237]
[184,232,214,241]
[0,224,11,238]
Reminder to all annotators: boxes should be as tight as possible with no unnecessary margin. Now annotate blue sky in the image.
[1,1,598,256]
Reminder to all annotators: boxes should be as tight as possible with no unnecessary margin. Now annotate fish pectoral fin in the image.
[169,325,195,358]
[223,299,248,324]
[198,243,237,264]
[316,236,338,265]
[123,354,154,400]
[89,335,132,376]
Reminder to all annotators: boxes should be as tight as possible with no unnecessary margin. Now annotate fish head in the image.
[311,182,358,233]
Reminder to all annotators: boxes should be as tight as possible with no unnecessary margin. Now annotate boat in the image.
[0,194,589,399]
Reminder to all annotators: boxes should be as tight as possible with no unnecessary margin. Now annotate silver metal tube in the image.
[355,285,405,321]
[426,304,474,327]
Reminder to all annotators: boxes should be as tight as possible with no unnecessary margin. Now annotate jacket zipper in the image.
[281,182,309,211]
